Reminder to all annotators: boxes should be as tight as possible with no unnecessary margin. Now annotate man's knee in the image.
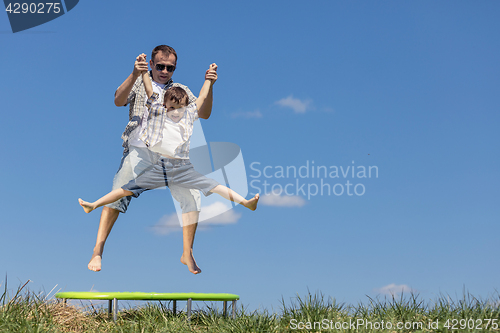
[181,211,199,228]
[171,187,201,213]
[100,206,120,224]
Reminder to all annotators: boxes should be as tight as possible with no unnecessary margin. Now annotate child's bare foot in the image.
[79,198,96,213]
[88,253,102,272]
[244,193,259,211]
[180,251,202,274]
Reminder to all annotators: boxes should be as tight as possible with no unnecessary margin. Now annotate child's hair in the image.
[164,87,189,106]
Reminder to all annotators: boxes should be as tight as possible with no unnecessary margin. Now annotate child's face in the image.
[164,100,187,123]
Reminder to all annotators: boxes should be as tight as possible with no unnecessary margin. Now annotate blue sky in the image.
[1,0,499,313]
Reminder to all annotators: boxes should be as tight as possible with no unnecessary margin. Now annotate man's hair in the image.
[152,45,177,63]
[164,87,189,106]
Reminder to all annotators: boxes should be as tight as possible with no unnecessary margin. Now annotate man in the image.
[88,45,217,274]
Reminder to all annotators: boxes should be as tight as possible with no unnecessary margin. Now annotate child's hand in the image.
[205,63,218,84]
[133,53,149,76]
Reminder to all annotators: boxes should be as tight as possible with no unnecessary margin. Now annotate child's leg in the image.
[209,185,259,211]
[79,188,134,214]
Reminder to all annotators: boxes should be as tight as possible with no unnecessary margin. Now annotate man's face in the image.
[164,100,187,123]
[150,51,176,84]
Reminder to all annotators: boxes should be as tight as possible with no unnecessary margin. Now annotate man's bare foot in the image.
[79,198,96,213]
[180,251,201,274]
[244,193,259,211]
[88,253,102,272]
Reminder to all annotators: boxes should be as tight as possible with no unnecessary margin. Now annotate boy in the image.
[79,55,259,214]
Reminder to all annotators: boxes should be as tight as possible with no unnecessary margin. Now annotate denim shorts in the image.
[105,146,201,213]
[122,157,219,198]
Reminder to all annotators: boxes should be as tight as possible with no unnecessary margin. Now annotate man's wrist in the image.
[132,70,142,79]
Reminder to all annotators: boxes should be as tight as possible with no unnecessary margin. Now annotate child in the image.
[79,55,259,214]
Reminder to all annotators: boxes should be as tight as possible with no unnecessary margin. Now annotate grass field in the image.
[1,281,499,332]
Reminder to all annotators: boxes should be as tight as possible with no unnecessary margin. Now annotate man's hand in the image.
[133,53,149,77]
[205,63,218,84]
[114,53,149,107]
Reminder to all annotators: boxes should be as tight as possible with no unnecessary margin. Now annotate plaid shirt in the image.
[120,71,196,151]
[140,92,199,159]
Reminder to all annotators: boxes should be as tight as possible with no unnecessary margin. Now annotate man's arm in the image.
[114,53,149,106]
[197,63,217,119]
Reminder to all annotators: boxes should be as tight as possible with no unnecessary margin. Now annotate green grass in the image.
[1,282,499,332]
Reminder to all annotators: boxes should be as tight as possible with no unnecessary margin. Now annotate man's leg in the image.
[87,146,157,272]
[170,185,202,274]
[180,211,201,274]
[88,207,120,272]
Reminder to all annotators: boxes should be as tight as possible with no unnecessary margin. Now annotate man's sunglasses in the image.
[155,64,176,72]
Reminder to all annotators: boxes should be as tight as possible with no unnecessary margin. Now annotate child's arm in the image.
[197,63,217,118]
[196,79,213,111]
[139,54,154,99]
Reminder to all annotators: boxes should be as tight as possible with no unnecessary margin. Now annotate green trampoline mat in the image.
[55,292,239,301]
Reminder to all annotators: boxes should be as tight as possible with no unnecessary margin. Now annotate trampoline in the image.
[55,291,240,322]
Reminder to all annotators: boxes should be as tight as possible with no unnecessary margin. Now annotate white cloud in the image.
[199,201,242,224]
[260,192,306,207]
[231,110,263,119]
[151,202,242,235]
[275,95,312,113]
[151,213,182,235]
[374,283,416,295]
